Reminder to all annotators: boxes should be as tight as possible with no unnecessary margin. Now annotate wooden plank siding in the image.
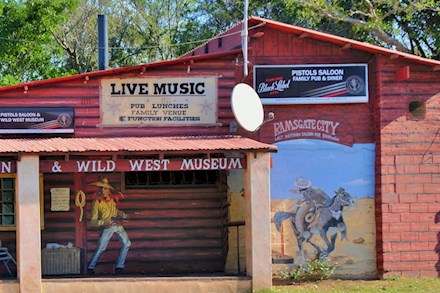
[249,27,377,146]
[0,57,238,138]
[84,173,229,275]
[40,171,229,275]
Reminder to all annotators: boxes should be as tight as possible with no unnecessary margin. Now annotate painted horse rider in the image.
[292,177,330,226]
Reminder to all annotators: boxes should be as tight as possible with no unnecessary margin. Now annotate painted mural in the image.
[271,139,377,278]
[86,177,131,275]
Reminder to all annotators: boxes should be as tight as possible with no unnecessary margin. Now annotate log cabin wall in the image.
[83,172,229,275]
[41,160,230,275]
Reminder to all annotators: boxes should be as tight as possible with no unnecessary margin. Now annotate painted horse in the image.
[274,187,356,259]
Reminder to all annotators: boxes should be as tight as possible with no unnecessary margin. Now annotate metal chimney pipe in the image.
[98,14,108,70]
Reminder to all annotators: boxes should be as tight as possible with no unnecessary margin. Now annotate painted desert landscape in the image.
[271,196,377,279]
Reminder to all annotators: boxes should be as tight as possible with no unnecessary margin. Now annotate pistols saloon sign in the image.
[0,107,74,134]
[254,64,368,104]
[100,77,217,126]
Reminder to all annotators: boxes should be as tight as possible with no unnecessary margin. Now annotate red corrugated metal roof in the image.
[0,49,242,92]
[0,135,276,154]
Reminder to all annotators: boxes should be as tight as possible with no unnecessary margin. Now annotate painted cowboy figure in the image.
[291,177,330,225]
[87,178,131,275]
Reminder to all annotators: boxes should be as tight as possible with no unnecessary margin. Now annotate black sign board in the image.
[254,64,368,104]
[0,107,74,134]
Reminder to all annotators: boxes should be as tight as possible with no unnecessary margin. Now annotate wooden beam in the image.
[250,31,264,39]
[390,54,400,60]
[341,43,352,51]
[299,32,310,39]
[433,65,440,71]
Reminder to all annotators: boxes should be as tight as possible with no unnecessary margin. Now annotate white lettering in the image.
[76,160,115,172]
[129,160,143,171]
[1,162,11,173]
[129,159,170,171]
[107,160,116,172]
[273,119,341,137]
[180,158,243,170]
[77,161,91,172]
[180,159,194,170]
[228,158,243,169]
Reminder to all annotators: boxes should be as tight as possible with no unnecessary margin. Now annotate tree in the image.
[0,0,438,86]
[52,0,198,73]
[283,0,440,58]
[0,0,78,86]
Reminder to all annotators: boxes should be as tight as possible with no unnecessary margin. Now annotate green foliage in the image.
[0,0,79,85]
[282,0,440,58]
[0,0,438,86]
[278,258,335,283]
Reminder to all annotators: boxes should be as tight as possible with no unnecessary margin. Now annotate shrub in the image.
[278,257,335,283]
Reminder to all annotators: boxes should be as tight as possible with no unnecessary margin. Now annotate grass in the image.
[257,277,440,293]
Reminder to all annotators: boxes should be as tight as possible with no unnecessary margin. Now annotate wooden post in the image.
[16,154,42,292]
[245,152,272,290]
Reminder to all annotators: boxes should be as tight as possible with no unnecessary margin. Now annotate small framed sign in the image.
[50,188,70,211]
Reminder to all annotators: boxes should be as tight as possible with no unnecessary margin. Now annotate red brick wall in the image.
[375,55,440,277]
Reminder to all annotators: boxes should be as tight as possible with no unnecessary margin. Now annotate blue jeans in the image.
[88,225,131,270]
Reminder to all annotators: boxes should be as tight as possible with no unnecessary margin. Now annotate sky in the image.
[270,139,375,200]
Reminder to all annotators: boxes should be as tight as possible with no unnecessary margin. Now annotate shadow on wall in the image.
[436,211,440,277]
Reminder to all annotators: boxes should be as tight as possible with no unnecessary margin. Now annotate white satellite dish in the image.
[231,83,264,132]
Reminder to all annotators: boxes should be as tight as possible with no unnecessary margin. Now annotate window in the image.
[125,170,220,189]
[0,174,44,231]
[408,100,425,119]
[0,177,15,226]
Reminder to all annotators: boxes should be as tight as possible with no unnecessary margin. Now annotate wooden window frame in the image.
[0,174,44,231]
[123,170,221,191]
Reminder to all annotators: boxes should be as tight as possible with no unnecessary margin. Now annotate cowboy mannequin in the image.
[87,177,131,275]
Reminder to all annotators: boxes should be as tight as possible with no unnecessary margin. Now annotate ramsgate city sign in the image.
[272,117,354,146]
[100,76,218,126]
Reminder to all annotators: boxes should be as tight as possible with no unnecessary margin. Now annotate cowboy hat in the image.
[89,177,114,189]
[293,177,312,190]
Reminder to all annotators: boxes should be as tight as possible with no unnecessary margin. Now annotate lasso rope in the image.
[75,190,86,222]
